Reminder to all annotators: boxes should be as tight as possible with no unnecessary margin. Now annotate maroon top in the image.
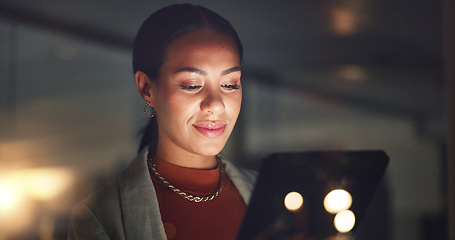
[150,156,246,240]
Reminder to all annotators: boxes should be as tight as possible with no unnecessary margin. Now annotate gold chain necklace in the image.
[147,157,225,203]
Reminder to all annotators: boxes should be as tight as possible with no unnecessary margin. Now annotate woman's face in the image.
[151,28,242,158]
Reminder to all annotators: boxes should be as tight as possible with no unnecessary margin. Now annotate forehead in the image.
[163,28,240,64]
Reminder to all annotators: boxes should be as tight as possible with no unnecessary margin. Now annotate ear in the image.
[135,71,156,106]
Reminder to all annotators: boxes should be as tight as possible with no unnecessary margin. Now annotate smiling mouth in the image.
[193,121,226,138]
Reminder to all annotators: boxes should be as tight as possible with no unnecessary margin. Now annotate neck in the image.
[154,143,218,170]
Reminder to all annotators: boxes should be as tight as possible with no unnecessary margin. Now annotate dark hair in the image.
[134,4,243,152]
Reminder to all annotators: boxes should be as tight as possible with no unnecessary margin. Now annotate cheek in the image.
[161,94,199,121]
[228,94,242,116]
[155,89,178,118]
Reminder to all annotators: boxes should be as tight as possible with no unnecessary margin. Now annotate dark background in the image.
[0,0,449,239]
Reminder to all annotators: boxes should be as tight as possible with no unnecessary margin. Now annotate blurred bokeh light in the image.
[0,0,447,239]
[334,210,356,233]
[0,167,74,238]
[324,189,353,214]
[284,191,304,212]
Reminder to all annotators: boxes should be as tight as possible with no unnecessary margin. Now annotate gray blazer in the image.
[68,148,257,240]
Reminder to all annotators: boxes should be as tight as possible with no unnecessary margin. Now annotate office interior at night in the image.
[0,0,452,239]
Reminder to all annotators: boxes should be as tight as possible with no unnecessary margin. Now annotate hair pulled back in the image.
[134,4,243,152]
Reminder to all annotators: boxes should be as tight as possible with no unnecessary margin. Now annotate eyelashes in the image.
[180,85,202,91]
[180,84,241,92]
[221,84,240,90]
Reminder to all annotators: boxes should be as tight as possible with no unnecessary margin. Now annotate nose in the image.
[200,89,225,115]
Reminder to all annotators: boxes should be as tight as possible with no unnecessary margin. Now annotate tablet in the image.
[237,150,389,240]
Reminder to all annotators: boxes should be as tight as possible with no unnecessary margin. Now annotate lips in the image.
[192,121,226,138]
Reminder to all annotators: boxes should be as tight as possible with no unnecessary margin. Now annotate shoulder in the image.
[77,179,122,218]
[76,146,152,212]
[230,162,257,183]
[69,148,151,239]
[68,179,123,239]
[220,157,258,204]
[222,158,257,184]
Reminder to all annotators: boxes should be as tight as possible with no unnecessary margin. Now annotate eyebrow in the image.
[174,66,241,76]
[174,68,207,75]
[221,66,241,76]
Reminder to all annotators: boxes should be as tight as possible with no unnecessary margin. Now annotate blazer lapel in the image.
[118,148,167,240]
[115,150,256,239]
[222,160,257,205]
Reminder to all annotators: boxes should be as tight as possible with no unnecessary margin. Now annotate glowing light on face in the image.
[334,210,356,233]
[150,29,242,160]
[284,191,304,212]
[324,189,352,214]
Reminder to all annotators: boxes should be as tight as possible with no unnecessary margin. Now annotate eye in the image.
[221,84,241,91]
[180,85,202,92]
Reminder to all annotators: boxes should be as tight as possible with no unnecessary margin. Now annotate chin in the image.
[194,142,226,156]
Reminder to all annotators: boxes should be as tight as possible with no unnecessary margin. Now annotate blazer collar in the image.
[222,160,256,204]
[117,146,256,240]
[118,147,167,240]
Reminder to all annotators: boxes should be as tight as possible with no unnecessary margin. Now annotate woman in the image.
[68,4,256,240]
